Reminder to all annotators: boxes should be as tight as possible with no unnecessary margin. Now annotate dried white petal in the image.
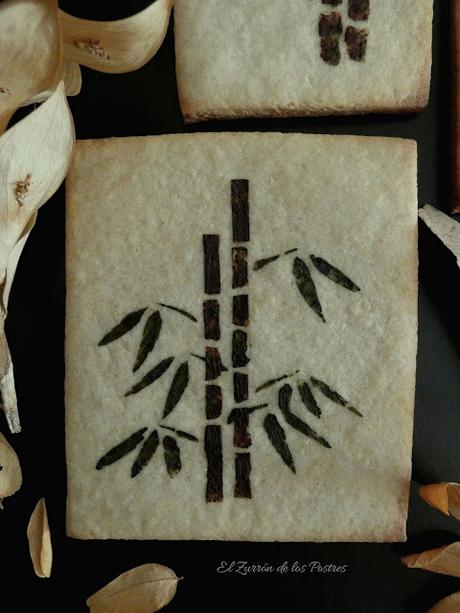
[419,205,460,268]
[0,431,22,507]
[24,62,82,105]
[0,0,61,133]
[27,498,52,578]
[59,0,174,74]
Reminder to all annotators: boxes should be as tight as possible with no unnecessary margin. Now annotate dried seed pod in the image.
[59,0,174,74]
[419,482,460,521]
[27,498,52,578]
[86,563,180,613]
[428,591,460,612]
[0,431,22,507]
[0,0,61,132]
[0,83,75,432]
[402,542,460,578]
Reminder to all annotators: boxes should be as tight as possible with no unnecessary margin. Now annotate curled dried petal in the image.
[419,482,460,521]
[27,498,52,578]
[402,542,460,578]
[0,431,22,507]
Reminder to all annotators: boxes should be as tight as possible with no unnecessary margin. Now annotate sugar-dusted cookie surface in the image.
[66,133,418,541]
[174,0,433,123]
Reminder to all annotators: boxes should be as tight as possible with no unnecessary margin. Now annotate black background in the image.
[1,1,460,611]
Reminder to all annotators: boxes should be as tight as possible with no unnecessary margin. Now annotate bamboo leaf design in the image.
[227,404,268,424]
[96,428,147,470]
[310,255,360,292]
[298,381,321,418]
[98,308,147,346]
[190,353,228,372]
[310,377,363,417]
[253,248,298,271]
[125,357,174,397]
[133,310,162,372]
[163,362,189,418]
[131,429,160,478]
[263,414,296,473]
[163,436,181,477]
[278,384,331,449]
[157,302,197,322]
[255,371,298,393]
[160,425,198,442]
[292,257,325,322]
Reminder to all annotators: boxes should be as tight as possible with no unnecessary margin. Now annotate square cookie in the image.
[66,133,418,541]
[174,0,433,122]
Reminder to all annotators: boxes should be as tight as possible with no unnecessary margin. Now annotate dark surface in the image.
[1,1,460,611]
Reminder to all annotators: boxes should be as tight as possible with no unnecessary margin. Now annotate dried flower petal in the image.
[59,0,174,74]
[428,591,460,613]
[27,498,52,578]
[419,482,460,521]
[419,205,460,268]
[0,0,61,133]
[0,83,75,432]
[0,431,22,507]
[24,62,82,105]
[401,542,460,578]
[86,563,180,612]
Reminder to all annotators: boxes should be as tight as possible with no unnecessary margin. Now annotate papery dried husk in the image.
[429,591,460,612]
[419,205,460,268]
[0,0,62,133]
[24,62,82,105]
[27,498,52,578]
[59,0,174,74]
[87,563,180,613]
[402,542,460,578]
[419,482,460,521]
[0,83,75,432]
[0,430,22,507]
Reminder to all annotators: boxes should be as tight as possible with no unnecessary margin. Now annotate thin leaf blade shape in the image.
[278,384,331,449]
[310,255,360,292]
[133,310,162,372]
[125,357,174,397]
[310,377,363,417]
[98,308,146,346]
[163,436,181,477]
[298,381,321,418]
[160,425,198,442]
[163,362,189,418]
[157,302,197,322]
[263,414,296,473]
[96,428,147,470]
[292,257,325,322]
[131,429,160,478]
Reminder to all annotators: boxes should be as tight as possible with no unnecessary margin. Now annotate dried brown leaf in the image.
[0,83,75,432]
[0,431,22,508]
[428,591,460,612]
[419,482,460,521]
[401,542,460,578]
[0,0,61,133]
[419,205,460,268]
[27,498,52,578]
[87,563,180,612]
[59,0,174,74]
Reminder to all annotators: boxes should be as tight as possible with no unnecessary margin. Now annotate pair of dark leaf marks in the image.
[96,302,198,477]
[254,250,360,322]
[257,374,363,474]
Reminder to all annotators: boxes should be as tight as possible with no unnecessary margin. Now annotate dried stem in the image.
[0,316,20,433]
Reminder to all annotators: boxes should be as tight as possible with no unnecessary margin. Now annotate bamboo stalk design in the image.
[231,179,252,499]
[202,234,224,502]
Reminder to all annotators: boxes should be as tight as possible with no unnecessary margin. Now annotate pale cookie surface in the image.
[66,133,418,541]
[174,0,433,122]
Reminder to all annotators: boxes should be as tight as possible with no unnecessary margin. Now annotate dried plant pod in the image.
[86,563,180,612]
[0,0,62,133]
[429,591,460,613]
[419,205,460,268]
[401,542,460,578]
[419,482,460,521]
[0,431,22,508]
[27,498,52,578]
[59,0,174,74]
[24,62,82,106]
[0,83,75,432]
